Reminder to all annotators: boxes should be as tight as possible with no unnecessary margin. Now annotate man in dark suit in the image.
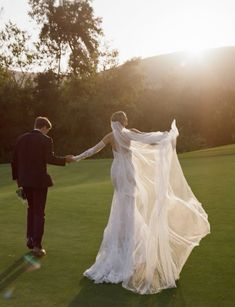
[11,116,74,257]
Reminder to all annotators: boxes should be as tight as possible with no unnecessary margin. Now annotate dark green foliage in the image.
[0,68,34,162]
[1,57,235,162]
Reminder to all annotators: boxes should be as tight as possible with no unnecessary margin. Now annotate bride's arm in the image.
[74,133,112,162]
[130,128,142,133]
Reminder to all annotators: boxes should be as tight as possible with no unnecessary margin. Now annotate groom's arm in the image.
[45,137,67,166]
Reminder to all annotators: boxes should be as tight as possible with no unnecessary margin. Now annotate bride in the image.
[74,111,210,295]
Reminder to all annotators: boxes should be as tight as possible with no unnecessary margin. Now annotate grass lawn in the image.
[0,144,235,307]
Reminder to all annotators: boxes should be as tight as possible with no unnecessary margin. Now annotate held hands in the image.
[65,155,76,163]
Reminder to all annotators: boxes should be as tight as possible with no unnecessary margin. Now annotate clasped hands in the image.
[65,155,76,163]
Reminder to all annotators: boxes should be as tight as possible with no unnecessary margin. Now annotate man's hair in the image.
[34,117,52,129]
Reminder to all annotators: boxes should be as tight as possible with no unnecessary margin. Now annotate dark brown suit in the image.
[11,130,66,248]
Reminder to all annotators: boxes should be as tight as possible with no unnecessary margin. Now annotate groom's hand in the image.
[65,155,75,163]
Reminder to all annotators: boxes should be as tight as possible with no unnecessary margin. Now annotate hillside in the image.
[2,46,235,163]
[12,46,235,90]
[138,46,235,89]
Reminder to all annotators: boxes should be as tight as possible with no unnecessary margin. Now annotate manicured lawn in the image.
[0,145,235,306]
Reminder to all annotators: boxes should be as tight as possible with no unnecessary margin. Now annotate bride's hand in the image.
[72,156,79,162]
[73,156,83,162]
[65,155,76,163]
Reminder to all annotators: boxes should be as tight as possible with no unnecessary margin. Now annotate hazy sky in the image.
[1,0,235,62]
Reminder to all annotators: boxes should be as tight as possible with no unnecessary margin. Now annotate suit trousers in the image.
[23,187,48,249]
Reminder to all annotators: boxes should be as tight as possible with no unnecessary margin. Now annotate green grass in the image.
[0,145,235,307]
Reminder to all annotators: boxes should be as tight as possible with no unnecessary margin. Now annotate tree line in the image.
[1,0,235,162]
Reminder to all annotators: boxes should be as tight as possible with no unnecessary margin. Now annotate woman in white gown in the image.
[74,111,210,295]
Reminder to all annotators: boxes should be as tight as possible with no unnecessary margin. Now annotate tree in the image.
[33,70,61,117]
[98,41,119,72]
[0,22,37,86]
[28,0,103,76]
[0,67,34,162]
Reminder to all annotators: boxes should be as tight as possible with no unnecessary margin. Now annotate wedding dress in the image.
[75,120,210,295]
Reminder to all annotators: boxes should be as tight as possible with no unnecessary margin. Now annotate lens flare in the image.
[3,286,15,299]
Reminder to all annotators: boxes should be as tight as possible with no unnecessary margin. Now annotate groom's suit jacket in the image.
[11,130,66,188]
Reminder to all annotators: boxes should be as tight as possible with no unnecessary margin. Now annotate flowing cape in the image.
[109,119,210,294]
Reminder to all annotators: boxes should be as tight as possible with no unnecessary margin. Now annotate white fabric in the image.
[83,119,210,294]
[74,141,105,162]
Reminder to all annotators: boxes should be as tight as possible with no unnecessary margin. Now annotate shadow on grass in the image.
[69,277,186,307]
[0,252,41,292]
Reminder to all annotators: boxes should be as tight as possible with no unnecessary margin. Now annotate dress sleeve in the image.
[74,141,106,162]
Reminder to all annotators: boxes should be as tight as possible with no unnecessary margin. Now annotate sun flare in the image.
[186,47,207,58]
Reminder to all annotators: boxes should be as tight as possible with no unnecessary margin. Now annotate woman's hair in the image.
[111,111,127,125]
[34,116,52,129]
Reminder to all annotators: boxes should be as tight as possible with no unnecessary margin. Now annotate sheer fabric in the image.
[74,141,105,162]
[83,120,210,294]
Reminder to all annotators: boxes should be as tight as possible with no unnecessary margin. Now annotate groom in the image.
[11,116,74,257]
